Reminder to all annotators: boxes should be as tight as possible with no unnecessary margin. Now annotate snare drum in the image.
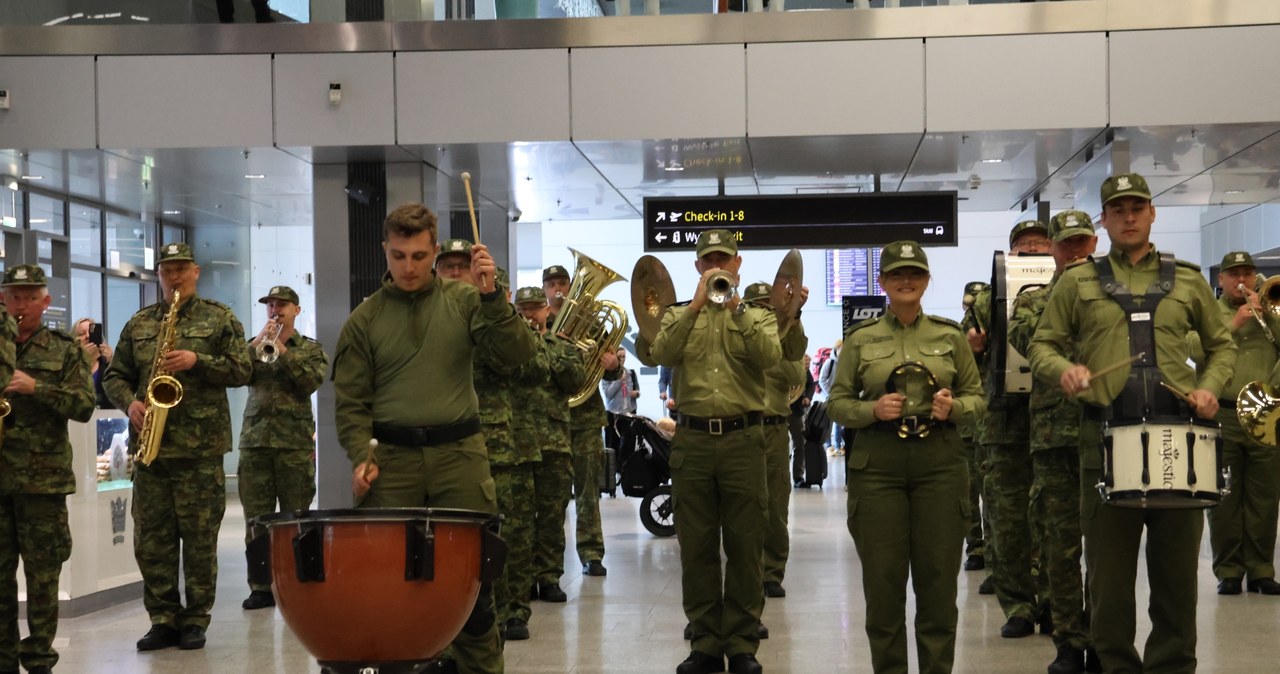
[1100,417,1226,509]
[255,508,504,674]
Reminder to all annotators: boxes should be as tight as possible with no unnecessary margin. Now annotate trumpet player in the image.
[103,243,253,652]
[238,286,329,611]
[1209,251,1280,596]
[649,229,782,674]
[0,265,94,674]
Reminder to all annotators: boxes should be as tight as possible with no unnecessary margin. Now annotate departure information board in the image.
[642,192,957,252]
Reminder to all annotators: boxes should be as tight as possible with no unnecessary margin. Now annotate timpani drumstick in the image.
[460,171,487,288]
[362,438,378,481]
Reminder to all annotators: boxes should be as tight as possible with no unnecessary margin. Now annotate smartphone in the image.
[88,322,104,345]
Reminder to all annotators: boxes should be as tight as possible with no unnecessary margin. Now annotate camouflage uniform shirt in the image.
[513,331,586,456]
[0,306,14,389]
[103,294,253,458]
[239,332,328,450]
[1008,277,1082,452]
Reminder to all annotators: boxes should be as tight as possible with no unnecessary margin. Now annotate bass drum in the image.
[256,508,504,674]
[990,252,1055,394]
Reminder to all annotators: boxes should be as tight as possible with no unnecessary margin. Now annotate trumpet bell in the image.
[1237,380,1280,447]
[631,255,676,346]
[705,270,737,305]
[770,249,804,337]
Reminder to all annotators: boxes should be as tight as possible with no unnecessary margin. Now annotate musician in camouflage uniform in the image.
[965,221,1052,636]
[0,265,95,674]
[1007,211,1099,674]
[515,286,587,605]
[104,242,253,652]
[958,281,989,574]
[238,285,329,610]
[0,303,14,388]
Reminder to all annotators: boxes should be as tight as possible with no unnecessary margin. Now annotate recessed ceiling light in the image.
[981,158,1003,164]
[20,175,43,181]
[1225,190,1245,195]
[5,180,17,191]
[163,210,181,215]
[29,218,50,224]
[244,174,266,179]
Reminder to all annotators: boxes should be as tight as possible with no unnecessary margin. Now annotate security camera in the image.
[509,208,522,223]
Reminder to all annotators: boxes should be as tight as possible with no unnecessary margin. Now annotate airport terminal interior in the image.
[4,0,1280,672]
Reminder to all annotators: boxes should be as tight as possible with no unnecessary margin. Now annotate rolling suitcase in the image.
[800,401,831,488]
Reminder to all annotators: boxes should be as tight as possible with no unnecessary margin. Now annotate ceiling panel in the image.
[748,133,922,190]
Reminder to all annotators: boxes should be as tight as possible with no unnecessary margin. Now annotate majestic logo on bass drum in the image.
[1160,428,1179,489]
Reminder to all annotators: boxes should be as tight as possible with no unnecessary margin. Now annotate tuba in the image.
[135,290,185,465]
[550,249,629,408]
[1236,380,1280,447]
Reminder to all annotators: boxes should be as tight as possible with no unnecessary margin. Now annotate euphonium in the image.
[705,270,737,305]
[135,291,185,466]
[1237,380,1280,447]
[1259,275,1280,316]
[255,320,285,363]
[550,248,629,408]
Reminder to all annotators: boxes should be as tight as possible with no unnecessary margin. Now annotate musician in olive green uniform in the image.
[104,242,254,652]
[334,204,536,674]
[958,282,990,577]
[1207,251,1280,596]
[0,265,95,674]
[967,221,1052,637]
[742,282,809,599]
[513,286,587,604]
[828,241,986,674]
[650,229,782,674]
[1029,174,1236,674]
[1007,211,1099,674]
[238,285,329,610]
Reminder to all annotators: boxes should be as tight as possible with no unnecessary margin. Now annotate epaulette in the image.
[45,328,78,343]
[1176,259,1202,272]
[201,298,234,311]
[843,315,883,337]
[669,300,691,308]
[926,314,963,331]
[1065,256,1093,270]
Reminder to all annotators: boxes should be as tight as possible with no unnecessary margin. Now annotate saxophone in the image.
[135,291,184,465]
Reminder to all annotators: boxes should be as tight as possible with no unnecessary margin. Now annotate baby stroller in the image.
[611,413,675,537]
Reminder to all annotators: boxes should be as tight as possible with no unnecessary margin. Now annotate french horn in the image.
[1237,380,1280,447]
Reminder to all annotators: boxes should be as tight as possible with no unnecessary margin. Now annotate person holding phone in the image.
[74,317,114,409]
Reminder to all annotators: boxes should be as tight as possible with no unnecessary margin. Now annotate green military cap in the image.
[1008,220,1049,248]
[258,285,300,305]
[157,242,196,266]
[437,238,473,261]
[514,286,547,305]
[1221,251,1256,271]
[495,267,510,289]
[542,265,570,282]
[1,264,47,287]
[1048,210,1096,241]
[695,229,739,258]
[743,281,772,304]
[879,240,929,274]
[1100,172,1152,205]
[963,281,990,297]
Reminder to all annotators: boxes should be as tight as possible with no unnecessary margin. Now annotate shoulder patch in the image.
[926,314,962,331]
[201,298,234,311]
[669,300,692,308]
[1065,257,1092,270]
[844,316,883,337]
[1175,259,1202,272]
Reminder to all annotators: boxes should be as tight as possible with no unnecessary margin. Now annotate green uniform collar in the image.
[1107,244,1158,269]
[380,270,441,300]
[16,324,50,351]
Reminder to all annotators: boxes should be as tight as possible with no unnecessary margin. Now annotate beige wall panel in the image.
[0,57,97,149]
[98,55,272,148]
[397,50,570,144]
[275,53,395,147]
[571,45,745,141]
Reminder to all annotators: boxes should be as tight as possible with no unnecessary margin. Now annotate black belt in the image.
[1218,398,1236,411]
[870,418,955,435]
[372,418,482,447]
[763,415,788,426]
[677,412,763,435]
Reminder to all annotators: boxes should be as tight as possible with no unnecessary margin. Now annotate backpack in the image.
[811,347,833,392]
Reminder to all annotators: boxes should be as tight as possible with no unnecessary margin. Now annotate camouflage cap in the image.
[963,281,990,297]
[437,238,473,261]
[1100,172,1152,205]
[1048,210,1096,241]
[542,265,571,282]
[157,242,196,266]
[514,286,547,305]
[696,229,738,258]
[495,267,510,289]
[1,264,47,287]
[258,285,300,304]
[1221,251,1256,272]
[879,240,929,274]
[1008,220,1049,248]
[743,281,772,304]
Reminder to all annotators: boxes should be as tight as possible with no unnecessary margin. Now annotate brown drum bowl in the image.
[258,508,494,667]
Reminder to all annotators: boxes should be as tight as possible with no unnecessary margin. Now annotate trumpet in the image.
[255,320,285,363]
[1237,283,1275,344]
[705,270,737,305]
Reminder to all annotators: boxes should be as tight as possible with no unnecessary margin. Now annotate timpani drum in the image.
[1100,417,1227,509]
[255,508,504,674]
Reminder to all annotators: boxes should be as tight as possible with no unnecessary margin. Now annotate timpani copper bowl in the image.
[255,508,505,674]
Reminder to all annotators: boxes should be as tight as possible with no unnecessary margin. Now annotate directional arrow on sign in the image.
[655,233,667,243]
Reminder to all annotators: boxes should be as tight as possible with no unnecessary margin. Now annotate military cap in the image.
[495,267,510,289]
[743,281,772,305]
[258,285,300,305]
[1008,220,1049,248]
[514,286,547,305]
[437,239,473,261]
[963,281,990,298]
[695,229,739,258]
[1048,210,1096,241]
[1100,172,1152,205]
[879,241,929,274]
[1,264,47,287]
[542,265,571,282]
[1221,251,1256,272]
[157,242,196,266]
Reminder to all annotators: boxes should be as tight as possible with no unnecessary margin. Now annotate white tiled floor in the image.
[42,457,1280,673]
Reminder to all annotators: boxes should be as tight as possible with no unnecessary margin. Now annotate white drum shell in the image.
[1102,419,1223,509]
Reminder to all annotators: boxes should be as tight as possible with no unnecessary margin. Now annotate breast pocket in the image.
[917,341,957,389]
[858,344,897,393]
[178,325,216,351]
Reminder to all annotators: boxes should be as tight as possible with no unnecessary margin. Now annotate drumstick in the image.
[1159,381,1197,407]
[362,439,378,481]
[460,171,487,288]
[1084,352,1146,388]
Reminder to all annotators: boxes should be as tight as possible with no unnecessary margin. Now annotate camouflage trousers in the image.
[962,436,984,558]
[133,457,227,630]
[533,452,575,585]
[0,493,71,671]
[986,441,1046,622]
[1031,447,1087,649]
[762,423,791,584]
[238,447,316,592]
[492,462,536,623]
[570,426,605,566]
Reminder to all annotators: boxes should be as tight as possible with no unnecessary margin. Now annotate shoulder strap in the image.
[1093,252,1183,418]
